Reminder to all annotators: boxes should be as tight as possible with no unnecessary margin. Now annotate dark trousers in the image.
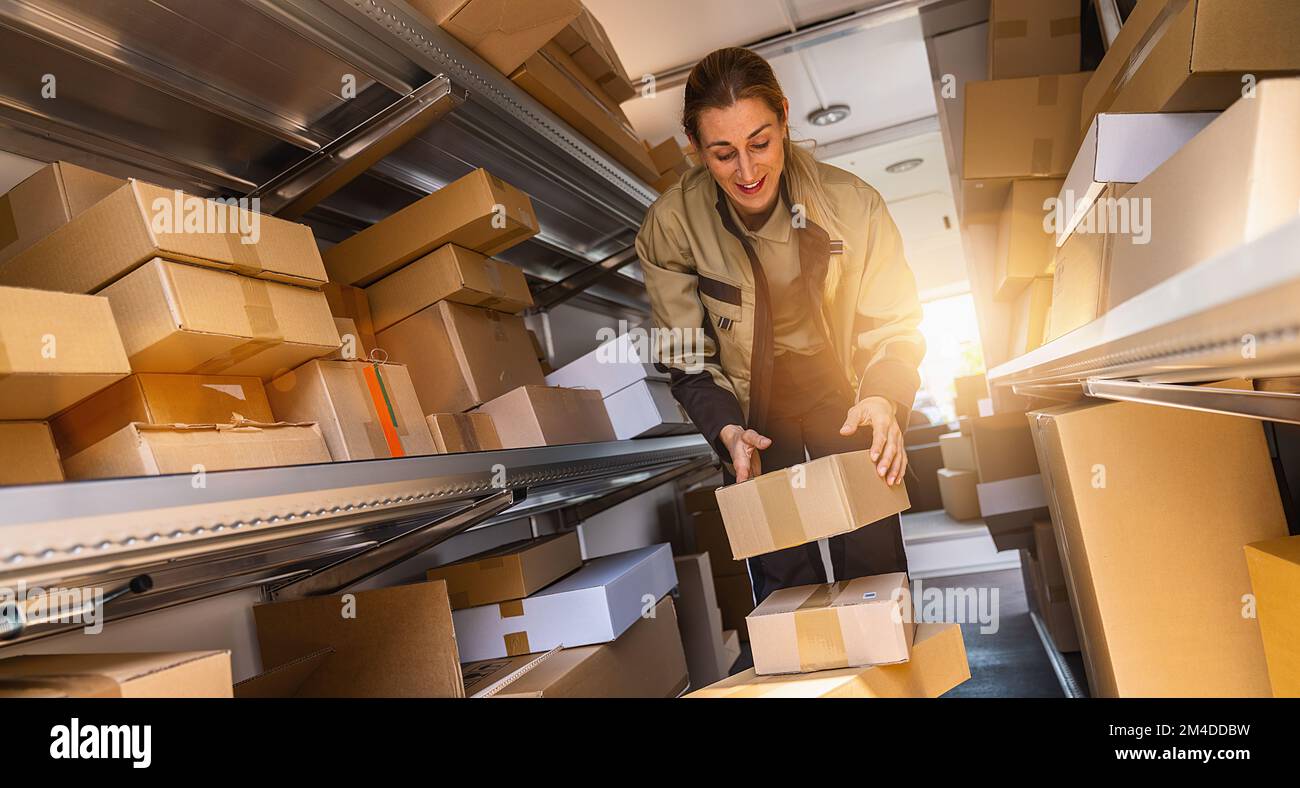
[731,349,908,604]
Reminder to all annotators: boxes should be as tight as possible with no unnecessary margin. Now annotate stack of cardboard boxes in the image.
[645,137,695,193]
[682,486,756,642]
[0,163,341,480]
[544,332,694,440]
[937,426,979,521]
[686,450,972,698]
[409,1,659,184]
[965,0,1300,357]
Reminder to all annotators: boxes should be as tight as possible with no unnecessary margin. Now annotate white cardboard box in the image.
[451,542,677,662]
[976,474,1047,517]
[1055,112,1218,246]
[544,332,669,397]
[604,379,692,439]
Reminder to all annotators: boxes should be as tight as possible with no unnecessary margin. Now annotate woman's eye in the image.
[716,151,737,162]
[752,141,770,151]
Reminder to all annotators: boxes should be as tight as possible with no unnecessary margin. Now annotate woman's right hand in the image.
[719,424,772,483]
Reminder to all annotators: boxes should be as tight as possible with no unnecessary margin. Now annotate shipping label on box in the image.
[426,531,582,609]
[715,449,911,559]
[748,573,914,675]
[451,543,677,663]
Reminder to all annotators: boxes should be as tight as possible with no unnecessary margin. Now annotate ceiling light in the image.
[807,105,851,126]
[885,157,924,174]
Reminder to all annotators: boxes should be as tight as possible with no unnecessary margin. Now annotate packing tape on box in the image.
[503,631,531,657]
[0,192,17,250]
[1094,0,1190,117]
[992,19,1028,40]
[223,216,266,277]
[185,274,283,374]
[1036,74,1059,105]
[499,599,525,618]
[486,309,507,342]
[753,473,810,554]
[452,413,482,452]
[1050,15,1080,37]
[360,362,406,458]
[448,590,471,609]
[793,582,850,671]
[0,674,123,698]
[484,258,506,299]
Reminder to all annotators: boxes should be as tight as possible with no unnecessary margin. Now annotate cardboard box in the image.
[987,0,1080,80]
[366,244,532,332]
[674,553,731,688]
[1055,112,1218,245]
[461,595,688,698]
[1080,0,1300,138]
[748,573,914,675]
[714,572,755,641]
[938,468,980,521]
[62,419,330,481]
[646,137,690,176]
[977,475,1048,519]
[721,629,741,673]
[939,431,975,471]
[984,509,1038,552]
[961,72,1091,224]
[0,421,63,485]
[994,179,1062,301]
[376,300,544,414]
[321,282,378,353]
[542,40,632,123]
[0,179,326,292]
[604,378,691,439]
[1021,546,1080,651]
[99,259,340,380]
[902,442,944,512]
[1046,184,1133,340]
[552,4,635,102]
[427,412,503,453]
[426,531,582,609]
[476,385,615,448]
[0,286,131,419]
[451,543,677,662]
[969,411,1039,482]
[510,50,660,183]
[253,580,464,697]
[1244,536,1300,697]
[408,0,581,77]
[953,373,988,420]
[0,161,124,265]
[1009,276,1053,356]
[1028,392,1286,696]
[715,449,912,560]
[686,622,968,698]
[267,359,435,460]
[692,509,749,578]
[327,317,369,361]
[323,168,539,287]
[1108,78,1300,309]
[232,648,333,699]
[544,331,669,397]
[1029,519,1080,652]
[0,652,232,698]
[50,372,272,459]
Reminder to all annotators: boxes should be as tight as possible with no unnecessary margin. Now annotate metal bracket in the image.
[247,76,464,218]
[0,575,153,642]
[527,246,640,313]
[1011,381,1085,403]
[1083,379,1300,425]
[268,488,518,601]
[567,456,716,524]
[1092,0,1125,48]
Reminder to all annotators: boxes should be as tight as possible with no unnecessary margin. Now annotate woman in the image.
[636,47,926,603]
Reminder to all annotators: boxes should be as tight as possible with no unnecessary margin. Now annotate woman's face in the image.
[692,97,787,220]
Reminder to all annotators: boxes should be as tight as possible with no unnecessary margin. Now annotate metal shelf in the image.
[988,218,1300,394]
[0,0,655,314]
[1028,611,1088,698]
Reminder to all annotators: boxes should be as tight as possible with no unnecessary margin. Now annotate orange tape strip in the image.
[363,364,404,458]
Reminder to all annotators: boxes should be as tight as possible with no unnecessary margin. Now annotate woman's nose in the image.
[735,152,756,182]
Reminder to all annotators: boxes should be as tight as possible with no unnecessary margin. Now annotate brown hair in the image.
[682,47,838,237]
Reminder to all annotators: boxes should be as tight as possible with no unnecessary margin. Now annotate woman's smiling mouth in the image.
[735,175,766,196]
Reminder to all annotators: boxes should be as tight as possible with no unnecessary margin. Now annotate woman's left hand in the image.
[839,396,907,486]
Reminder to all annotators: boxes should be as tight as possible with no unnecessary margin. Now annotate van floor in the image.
[729,568,1083,698]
